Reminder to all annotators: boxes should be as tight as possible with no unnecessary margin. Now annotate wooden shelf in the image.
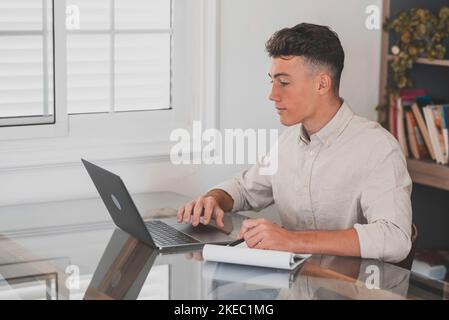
[388,55,449,67]
[406,158,449,191]
[415,57,449,67]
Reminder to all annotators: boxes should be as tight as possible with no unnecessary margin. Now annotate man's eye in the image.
[280,81,289,86]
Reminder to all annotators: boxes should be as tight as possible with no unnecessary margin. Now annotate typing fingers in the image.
[177,206,184,222]
[202,197,215,225]
[213,208,225,228]
[181,200,196,224]
[192,197,205,226]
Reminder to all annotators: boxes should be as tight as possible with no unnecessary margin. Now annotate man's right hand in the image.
[177,195,225,228]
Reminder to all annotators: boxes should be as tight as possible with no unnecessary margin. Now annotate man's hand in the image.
[238,218,295,251]
[239,219,362,257]
[177,195,225,228]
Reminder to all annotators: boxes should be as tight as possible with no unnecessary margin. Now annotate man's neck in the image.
[303,98,343,135]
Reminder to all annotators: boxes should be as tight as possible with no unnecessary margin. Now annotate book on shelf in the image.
[411,103,436,160]
[405,110,430,160]
[389,89,430,158]
[423,105,449,165]
[441,105,449,164]
[386,89,449,165]
[396,97,409,157]
[399,88,427,102]
[405,111,418,159]
[389,95,398,139]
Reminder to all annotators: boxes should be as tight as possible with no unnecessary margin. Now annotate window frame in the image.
[0,0,67,140]
[0,0,219,170]
[66,0,173,115]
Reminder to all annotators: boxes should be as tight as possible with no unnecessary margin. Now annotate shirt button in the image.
[309,150,315,156]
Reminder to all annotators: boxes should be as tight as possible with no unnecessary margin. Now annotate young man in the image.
[177,23,412,263]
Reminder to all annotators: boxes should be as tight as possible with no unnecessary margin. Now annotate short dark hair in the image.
[265,23,345,93]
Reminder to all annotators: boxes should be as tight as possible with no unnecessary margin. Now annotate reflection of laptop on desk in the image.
[82,159,234,251]
[84,228,160,300]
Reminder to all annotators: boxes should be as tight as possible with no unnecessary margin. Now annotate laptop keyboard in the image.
[145,220,199,246]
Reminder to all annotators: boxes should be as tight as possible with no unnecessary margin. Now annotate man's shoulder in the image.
[349,115,399,148]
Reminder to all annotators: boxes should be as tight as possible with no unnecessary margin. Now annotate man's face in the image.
[268,56,318,126]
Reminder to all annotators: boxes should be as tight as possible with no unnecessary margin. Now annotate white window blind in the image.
[67,0,172,114]
[0,0,172,127]
[0,0,54,126]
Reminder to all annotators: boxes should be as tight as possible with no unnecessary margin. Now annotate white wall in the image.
[0,0,383,228]
[219,0,382,131]
[176,0,384,197]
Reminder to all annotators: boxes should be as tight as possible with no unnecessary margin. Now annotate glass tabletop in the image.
[0,192,447,300]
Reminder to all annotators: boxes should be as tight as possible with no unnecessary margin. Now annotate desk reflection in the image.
[83,227,446,300]
[84,229,159,300]
[1,191,448,300]
[205,255,411,300]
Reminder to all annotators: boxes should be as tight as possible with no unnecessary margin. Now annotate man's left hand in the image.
[238,218,295,251]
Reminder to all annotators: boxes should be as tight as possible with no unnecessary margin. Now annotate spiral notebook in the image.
[202,242,311,270]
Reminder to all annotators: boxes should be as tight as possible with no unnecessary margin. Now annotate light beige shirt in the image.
[215,101,412,263]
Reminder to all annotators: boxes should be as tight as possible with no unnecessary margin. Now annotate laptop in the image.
[81,159,234,251]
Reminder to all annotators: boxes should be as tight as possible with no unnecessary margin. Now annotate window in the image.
[0,0,217,167]
[0,0,172,126]
[0,0,54,126]
[66,0,172,114]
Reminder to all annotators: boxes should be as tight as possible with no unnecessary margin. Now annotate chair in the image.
[393,224,418,270]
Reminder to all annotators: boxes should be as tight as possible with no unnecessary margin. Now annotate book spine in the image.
[431,106,448,165]
[412,103,436,160]
[406,111,420,159]
[440,106,449,164]
[396,97,409,157]
[424,107,443,164]
[410,111,430,159]
[389,94,398,139]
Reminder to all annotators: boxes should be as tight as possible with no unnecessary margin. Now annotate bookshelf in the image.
[380,0,449,256]
[407,159,449,191]
[380,0,449,190]
[387,55,449,68]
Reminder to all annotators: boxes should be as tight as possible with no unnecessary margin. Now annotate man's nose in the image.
[268,85,280,102]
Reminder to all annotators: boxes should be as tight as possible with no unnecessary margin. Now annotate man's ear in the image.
[317,73,333,95]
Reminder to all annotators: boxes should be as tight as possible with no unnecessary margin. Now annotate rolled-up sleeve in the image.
[354,136,412,263]
[213,161,274,213]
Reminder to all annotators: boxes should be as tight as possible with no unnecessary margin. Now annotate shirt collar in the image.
[298,100,354,146]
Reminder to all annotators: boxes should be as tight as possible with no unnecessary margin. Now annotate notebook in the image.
[202,242,311,270]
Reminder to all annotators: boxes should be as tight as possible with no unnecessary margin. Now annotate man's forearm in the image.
[290,228,361,257]
[205,189,234,212]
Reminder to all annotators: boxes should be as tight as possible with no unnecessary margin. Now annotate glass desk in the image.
[0,192,448,300]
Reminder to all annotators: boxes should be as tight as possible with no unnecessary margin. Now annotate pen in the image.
[226,217,250,246]
[227,238,245,247]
